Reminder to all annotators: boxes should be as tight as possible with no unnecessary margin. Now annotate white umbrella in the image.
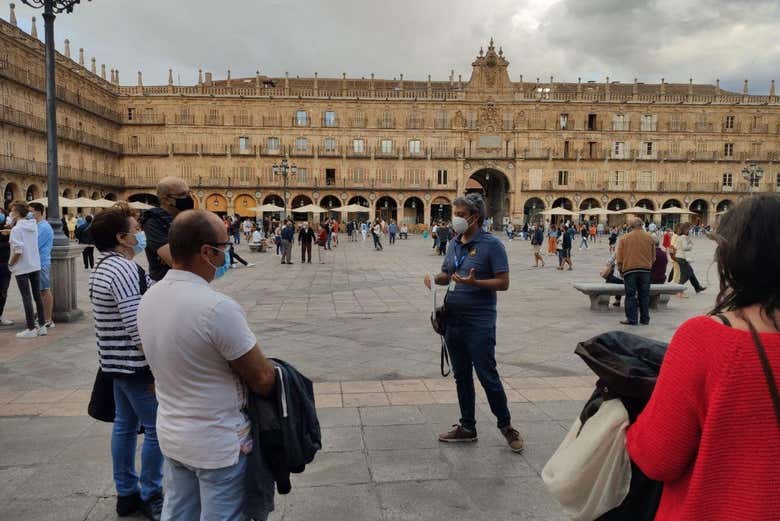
[128,201,155,210]
[618,206,655,214]
[248,204,285,212]
[539,207,574,216]
[659,206,694,215]
[30,196,78,207]
[580,208,616,216]
[339,204,370,213]
[292,204,328,214]
[93,199,118,208]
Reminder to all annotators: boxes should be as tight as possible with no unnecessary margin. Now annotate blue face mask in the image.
[0,214,5,225]
[206,246,231,280]
[133,231,146,256]
[26,211,34,220]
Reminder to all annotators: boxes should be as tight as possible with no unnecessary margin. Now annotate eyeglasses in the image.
[209,242,231,248]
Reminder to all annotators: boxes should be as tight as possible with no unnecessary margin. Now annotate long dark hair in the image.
[710,193,780,329]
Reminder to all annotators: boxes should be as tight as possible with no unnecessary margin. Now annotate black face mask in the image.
[172,195,195,211]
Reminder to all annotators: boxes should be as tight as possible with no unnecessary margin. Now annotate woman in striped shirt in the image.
[89,204,163,520]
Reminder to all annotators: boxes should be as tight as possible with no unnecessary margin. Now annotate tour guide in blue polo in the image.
[424,193,523,452]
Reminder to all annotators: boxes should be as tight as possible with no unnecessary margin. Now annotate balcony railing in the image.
[124,113,166,125]
[201,144,228,155]
[173,114,195,125]
[665,121,688,132]
[317,146,341,157]
[374,147,396,158]
[612,121,630,131]
[694,122,714,132]
[751,124,769,133]
[121,144,169,156]
[0,155,123,187]
[205,114,225,126]
[171,143,200,155]
[522,148,550,160]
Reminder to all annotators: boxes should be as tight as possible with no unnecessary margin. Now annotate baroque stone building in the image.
[2,5,779,227]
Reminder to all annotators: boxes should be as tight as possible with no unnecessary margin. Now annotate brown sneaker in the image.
[500,426,524,453]
[438,424,478,443]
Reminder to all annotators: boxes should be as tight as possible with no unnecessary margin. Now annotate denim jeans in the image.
[162,454,250,521]
[112,373,163,501]
[444,309,511,431]
[676,259,704,292]
[15,271,45,330]
[623,271,651,324]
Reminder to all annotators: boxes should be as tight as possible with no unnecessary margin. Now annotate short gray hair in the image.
[452,193,487,225]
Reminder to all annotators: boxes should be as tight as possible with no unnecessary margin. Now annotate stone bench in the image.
[249,242,267,253]
[574,282,687,311]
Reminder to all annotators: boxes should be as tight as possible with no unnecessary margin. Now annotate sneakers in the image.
[37,325,48,336]
[0,317,14,326]
[246,263,256,268]
[500,426,525,453]
[138,492,164,521]
[44,321,55,328]
[438,424,478,443]
[15,329,38,338]
[116,492,142,517]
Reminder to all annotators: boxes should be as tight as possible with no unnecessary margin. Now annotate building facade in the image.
[2,6,780,227]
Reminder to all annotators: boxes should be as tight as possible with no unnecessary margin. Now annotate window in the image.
[408,140,422,154]
[724,143,734,157]
[435,111,448,129]
[206,108,219,125]
[613,141,626,158]
[210,166,222,178]
[407,114,423,129]
[613,114,628,131]
[379,168,394,184]
[586,169,598,185]
[503,113,514,131]
[559,113,569,130]
[295,137,308,151]
[643,142,654,156]
[297,168,308,183]
[235,166,254,181]
[670,114,683,131]
[127,108,135,121]
[751,142,762,158]
[351,167,365,183]
[612,170,626,186]
[776,173,780,190]
[725,115,735,129]
[4,141,14,156]
[405,168,423,185]
[295,110,308,126]
[437,169,448,185]
[749,172,761,187]
[325,168,336,186]
[587,113,597,131]
[641,115,657,131]
[267,137,280,152]
[466,111,477,129]
[380,112,394,129]
[323,111,336,127]
[638,171,655,190]
[324,137,337,152]
[722,172,733,187]
[670,141,681,155]
[352,139,365,154]
[381,139,393,154]
[557,170,569,186]
[239,136,250,151]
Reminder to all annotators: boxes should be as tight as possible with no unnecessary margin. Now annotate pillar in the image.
[50,244,84,322]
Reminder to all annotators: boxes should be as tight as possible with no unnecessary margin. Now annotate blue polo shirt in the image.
[441,229,509,309]
[37,220,54,267]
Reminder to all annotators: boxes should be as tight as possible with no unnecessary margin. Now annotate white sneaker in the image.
[37,325,48,336]
[44,321,55,328]
[0,317,14,326]
[16,329,38,338]
[246,263,256,268]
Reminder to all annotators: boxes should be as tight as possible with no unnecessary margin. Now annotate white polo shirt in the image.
[138,269,256,469]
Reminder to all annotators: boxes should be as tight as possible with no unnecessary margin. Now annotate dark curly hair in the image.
[710,193,780,329]
[90,204,135,252]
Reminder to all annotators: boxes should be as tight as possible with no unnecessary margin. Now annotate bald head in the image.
[169,210,226,265]
[630,217,644,229]
[157,176,188,198]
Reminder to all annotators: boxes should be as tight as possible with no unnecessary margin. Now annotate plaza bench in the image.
[573,282,687,311]
[249,242,267,253]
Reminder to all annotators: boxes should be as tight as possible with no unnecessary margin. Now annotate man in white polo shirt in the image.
[138,209,276,521]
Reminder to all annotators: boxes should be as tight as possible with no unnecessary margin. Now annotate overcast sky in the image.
[8,0,780,93]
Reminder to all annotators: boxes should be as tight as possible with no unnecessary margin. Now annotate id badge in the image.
[448,279,457,292]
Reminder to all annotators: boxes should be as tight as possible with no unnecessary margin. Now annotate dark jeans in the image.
[676,259,704,292]
[372,233,383,250]
[0,263,10,317]
[82,246,95,269]
[444,309,511,431]
[389,233,396,245]
[301,242,312,263]
[112,373,163,501]
[15,271,45,330]
[228,245,248,266]
[623,271,651,325]
[233,231,241,245]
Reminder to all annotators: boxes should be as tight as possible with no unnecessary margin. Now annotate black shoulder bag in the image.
[745,318,780,427]
[430,284,451,377]
[87,259,148,422]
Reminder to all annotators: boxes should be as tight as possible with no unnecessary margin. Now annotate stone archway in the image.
[468,168,510,228]
[689,199,709,225]
[25,184,42,202]
[375,196,398,222]
[234,194,257,217]
[403,196,424,224]
[523,197,545,223]
[430,196,452,222]
[205,193,228,215]
[3,182,21,209]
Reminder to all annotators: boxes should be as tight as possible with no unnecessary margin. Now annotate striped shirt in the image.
[89,252,151,375]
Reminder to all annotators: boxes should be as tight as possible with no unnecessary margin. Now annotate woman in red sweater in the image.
[626,193,780,520]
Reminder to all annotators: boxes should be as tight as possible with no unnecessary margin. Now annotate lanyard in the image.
[452,252,467,271]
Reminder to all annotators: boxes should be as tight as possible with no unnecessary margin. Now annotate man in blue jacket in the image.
[280,220,294,265]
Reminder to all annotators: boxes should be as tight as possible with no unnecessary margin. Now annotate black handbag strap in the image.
[743,315,780,427]
[440,337,451,377]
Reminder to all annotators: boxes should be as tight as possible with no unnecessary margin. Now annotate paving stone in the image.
[281,484,382,521]
[0,496,97,521]
[364,423,439,450]
[376,479,476,520]
[359,405,426,426]
[342,392,390,407]
[461,476,567,520]
[15,462,113,500]
[316,407,361,427]
[291,451,371,487]
[368,448,451,482]
[320,426,364,453]
[440,444,537,478]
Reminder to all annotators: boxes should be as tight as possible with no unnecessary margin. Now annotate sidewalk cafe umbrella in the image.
[30,196,78,207]
[292,204,327,214]
[581,208,617,216]
[539,207,575,216]
[658,207,694,215]
[249,204,285,212]
[338,204,371,213]
[618,206,655,214]
[127,201,155,210]
[92,199,118,208]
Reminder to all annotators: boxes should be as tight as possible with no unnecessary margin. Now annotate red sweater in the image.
[627,316,780,520]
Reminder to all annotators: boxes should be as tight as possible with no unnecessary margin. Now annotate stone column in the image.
[50,244,84,323]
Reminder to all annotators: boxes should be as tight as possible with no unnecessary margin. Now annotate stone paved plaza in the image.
[0,232,719,520]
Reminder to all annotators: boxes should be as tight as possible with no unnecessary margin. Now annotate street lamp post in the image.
[272,157,297,221]
[21,0,91,323]
[741,162,764,194]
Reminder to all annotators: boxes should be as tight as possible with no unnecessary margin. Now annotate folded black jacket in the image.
[246,358,321,505]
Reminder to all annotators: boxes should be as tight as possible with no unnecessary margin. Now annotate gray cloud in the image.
[8,0,779,93]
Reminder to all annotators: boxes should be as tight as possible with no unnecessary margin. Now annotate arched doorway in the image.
[320,195,342,221]
[430,196,451,223]
[77,189,87,198]
[62,188,73,198]
[579,197,600,211]
[128,193,160,206]
[348,195,369,207]
[3,183,20,209]
[523,197,545,223]
[403,197,424,224]
[607,198,628,226]
[716,199,732,213]
[469,169,510,229]
[636,198,655,211]
[205,193,228,215]
[91,192,100,200]
[375,196,397,222]
[346,195,371,222]
[234,194,257,218]
[662,199,682,209]
[25,184,41,202]
[263,194,284,206]
[662,199,683,228]
[290,194,313,221]
[552,197,573,210]
[689,199,709,225]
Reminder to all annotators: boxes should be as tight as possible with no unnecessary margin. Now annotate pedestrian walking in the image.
[558,225,573,270]
[6,201,46,338]
[372,219,383,251]
[547,224,559,255]
[424,193,523,453]
[608,227,618,254]
[673,222,706,295]
[317,223,328,263]
[88,205,163,521]
[360,221,368,242]
[578,224,589,250]
[28,203,54,328]
[138,210,277,521]
[77,215,95,269]
[616,218,655,326]
[280,219,294,264]
[0,208,13,327]
[298,222,315,264]
[388,220,398,245]
[505,221,515,241]
[530,223,545,268]
[242,218,252,242]
[437,222,451,256]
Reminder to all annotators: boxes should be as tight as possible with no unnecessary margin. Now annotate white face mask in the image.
[452,216,471,234]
